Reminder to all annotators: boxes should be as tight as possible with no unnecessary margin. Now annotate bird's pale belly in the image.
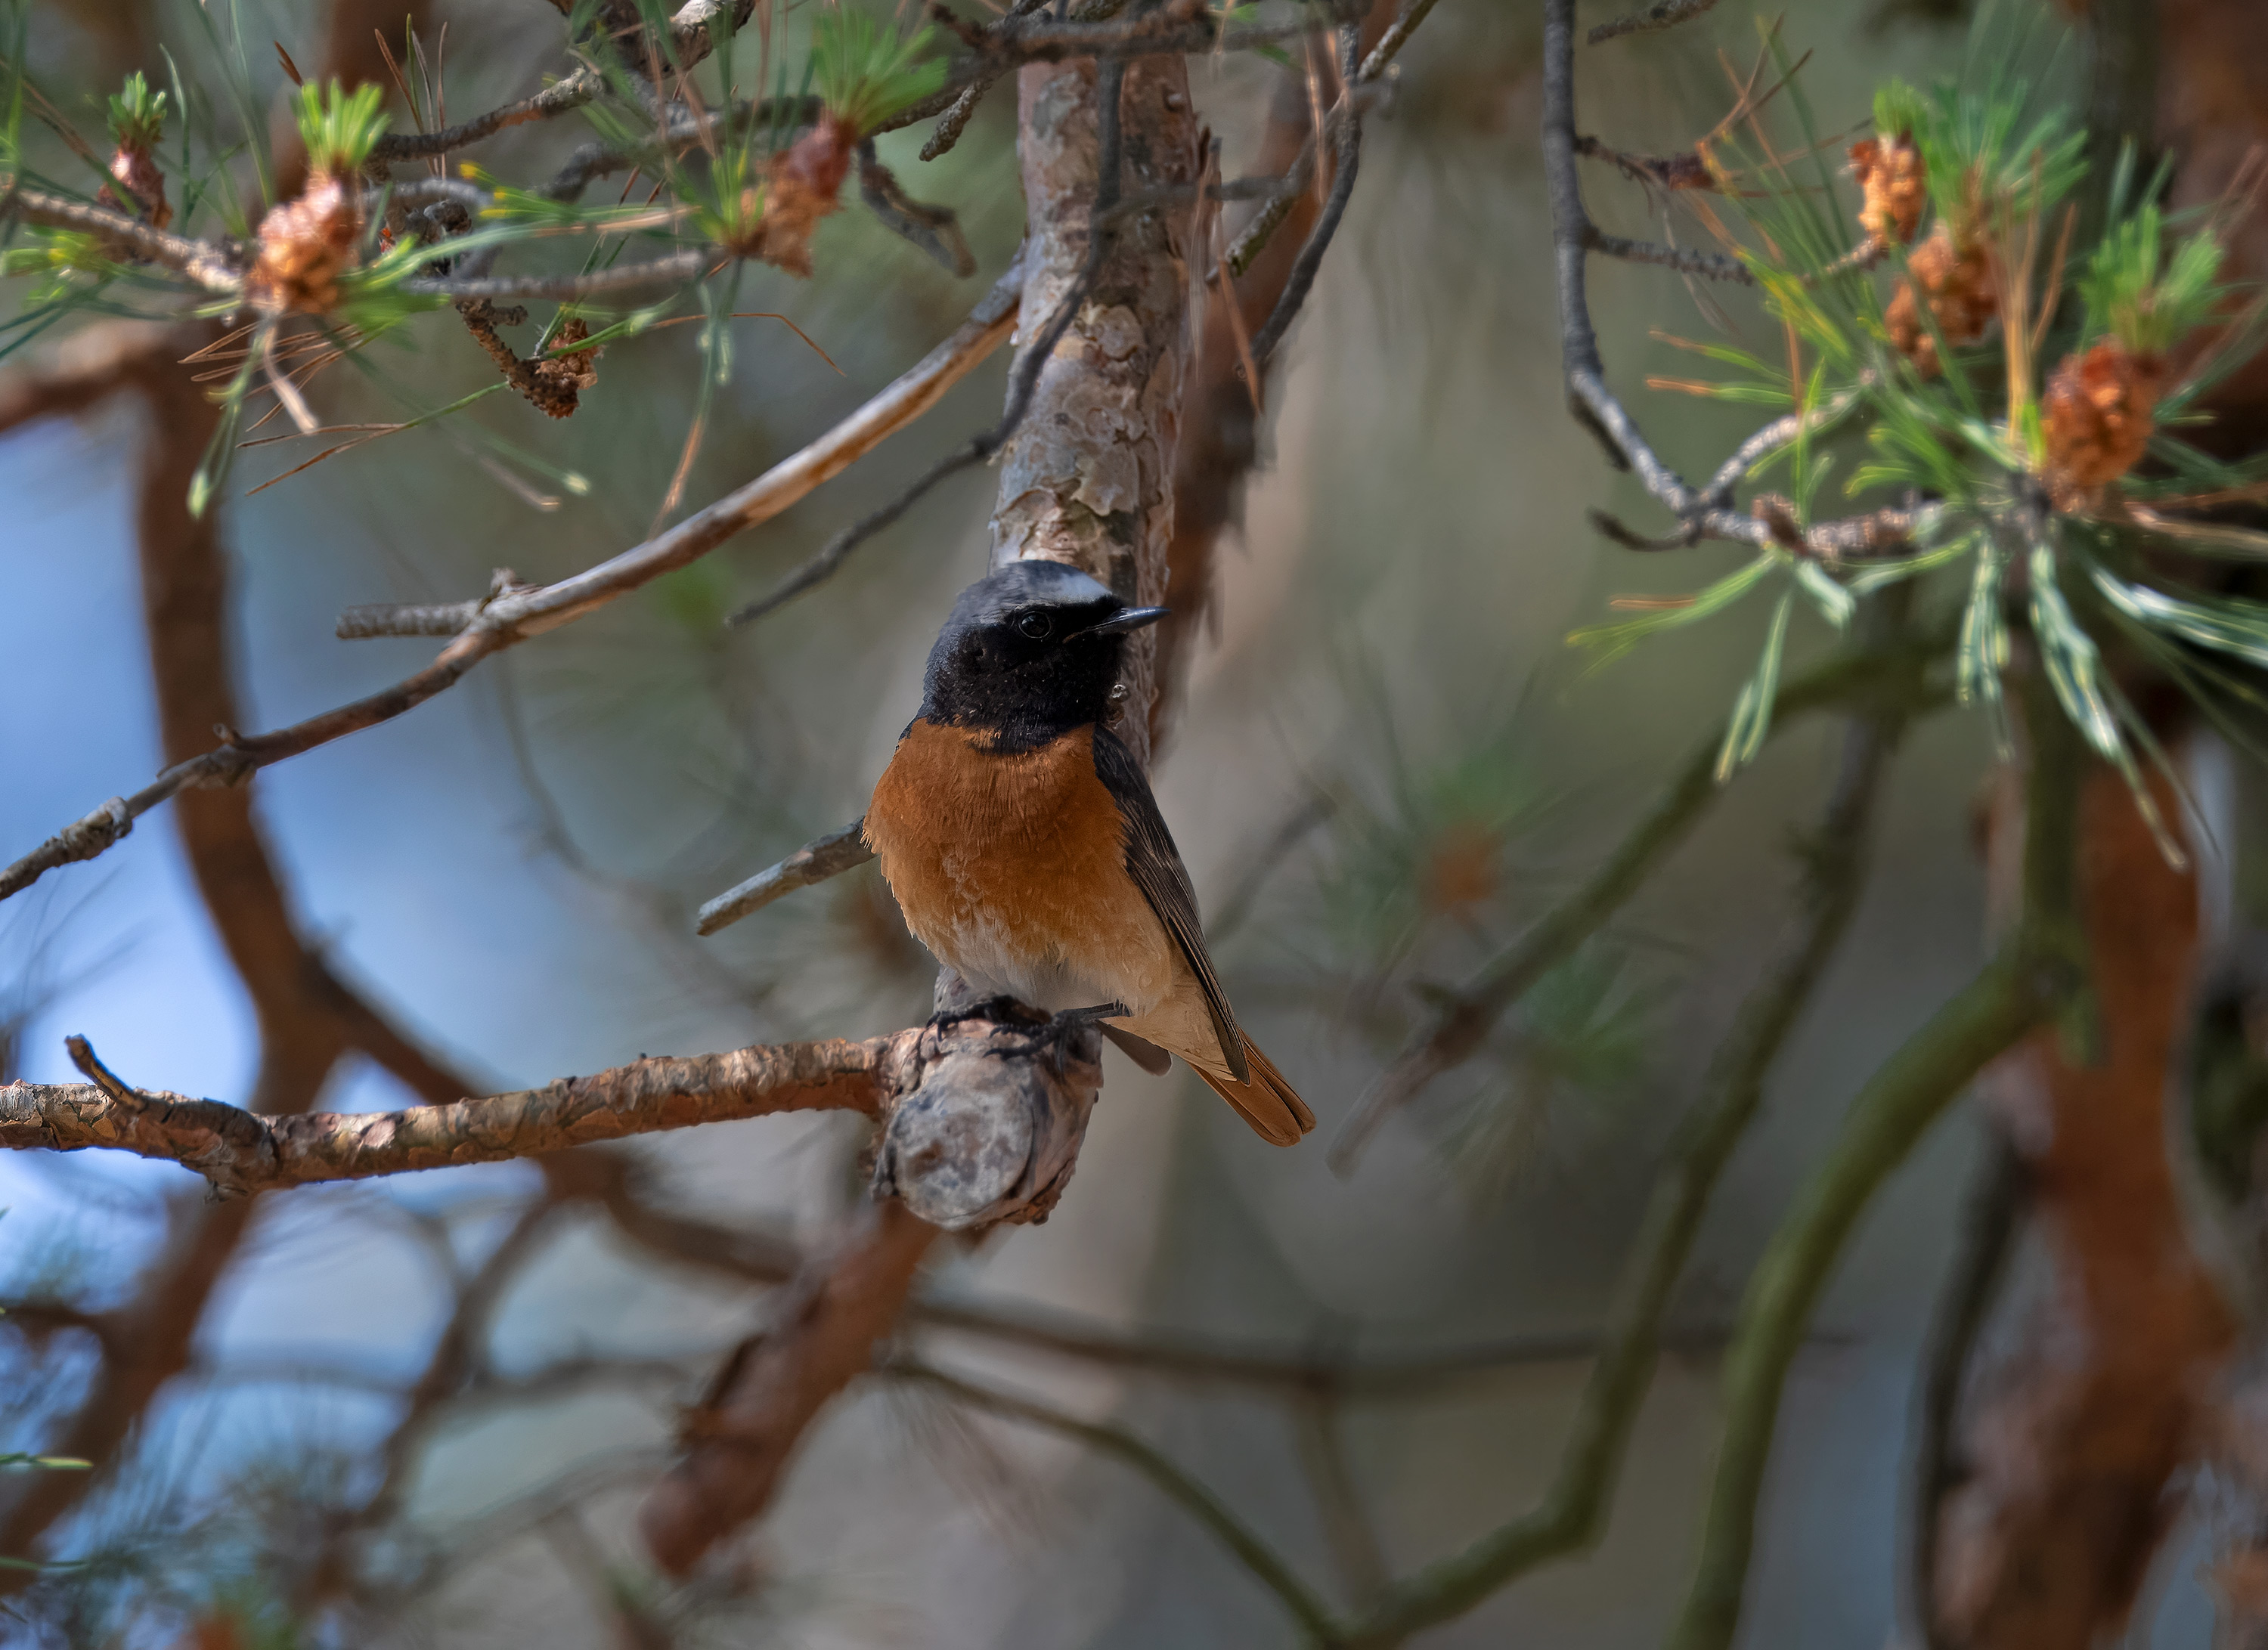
[863,718,1175,1016]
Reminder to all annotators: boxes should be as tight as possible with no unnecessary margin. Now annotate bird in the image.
[862,559,1315,1147]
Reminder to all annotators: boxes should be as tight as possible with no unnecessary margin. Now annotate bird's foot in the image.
[1054,1001,1132,1026]
[930,992,1047,1031]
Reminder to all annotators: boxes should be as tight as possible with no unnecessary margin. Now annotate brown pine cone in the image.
[531,317,602,419]
[1849,134,1924,246]
[1885,224,1996,377]
[740,114,861,277]
[2040,338,2167,505]
[246,169,362,313]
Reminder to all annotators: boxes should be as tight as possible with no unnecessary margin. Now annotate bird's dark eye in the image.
[1017,611,1052,640]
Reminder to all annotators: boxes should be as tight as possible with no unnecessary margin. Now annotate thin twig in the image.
[369,71,602,161]
[0,184,241,293]
[1535,0,1907,556]
[888,1360,1342,1640]
[1588,227,1754,285]
[403,249,714,301]
[917,0,1055,159]
[696,821,875,934]
[1225,8,1418,282]
[1588,0,1722,45]
[3,1031,901,1198]
[1,256,1024,902]
[1247,23,1365,367]
[1356,0,1444,82]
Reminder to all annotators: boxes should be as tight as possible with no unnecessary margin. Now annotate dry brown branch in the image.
[639,1200,939,1575]
[0,320,180,436]
[1931,764,2232,1646]
[2,1032,897,1198]
[0,257,1024,904]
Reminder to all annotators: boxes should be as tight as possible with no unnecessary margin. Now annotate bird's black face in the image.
[918,561,1168,751]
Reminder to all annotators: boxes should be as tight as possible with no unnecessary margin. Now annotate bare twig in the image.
[891,1359,1342,1638]
[0,255,1024,903]
[403,249,715,302]
[916,0,1055,159]
[1588,227,1754,284]
[1587,0,1722,45]
[367,0,756,163]
[1247,23,1365,367]
[3,1031,897,1197]
[696,821,874,934]
[1,184,241,293]
[336,568,538,639]
[370,71,602,162]
[1356,0,1444,82]
[1225,2,1421,280]
[1537,0,1914,556]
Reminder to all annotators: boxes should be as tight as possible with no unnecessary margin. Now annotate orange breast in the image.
[863,721,1172,1013]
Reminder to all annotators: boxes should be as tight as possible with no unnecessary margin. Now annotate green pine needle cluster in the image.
[810,11,945,136]
[291,80,389,178]
[2080,202,2229,355]
[105,70,168,150]
[1563,8,2268,825]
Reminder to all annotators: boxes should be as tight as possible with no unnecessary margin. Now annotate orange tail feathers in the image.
[1191,1039,1315,1147]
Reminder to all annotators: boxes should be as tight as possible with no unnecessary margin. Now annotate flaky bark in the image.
[1932,765,2231,1648]
[992,51,1200,769]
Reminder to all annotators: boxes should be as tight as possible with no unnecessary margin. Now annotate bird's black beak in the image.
[1073,605,1170,638]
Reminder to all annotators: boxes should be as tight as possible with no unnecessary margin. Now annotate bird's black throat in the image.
[918,604,1129,753]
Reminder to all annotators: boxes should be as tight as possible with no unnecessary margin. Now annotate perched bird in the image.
[863,559,1315,1147]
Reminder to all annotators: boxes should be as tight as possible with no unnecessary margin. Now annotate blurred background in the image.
[2,0,2259,1644]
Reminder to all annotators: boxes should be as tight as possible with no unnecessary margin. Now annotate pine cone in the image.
[2040,338,2167,505]
[531,317,602,419]
[1885,223,1995,377]
[246,169,363,313]
[742,115,860,277]
[1849,135,1923,246]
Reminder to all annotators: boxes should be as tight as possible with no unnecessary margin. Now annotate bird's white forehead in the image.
[957,560,1117,625]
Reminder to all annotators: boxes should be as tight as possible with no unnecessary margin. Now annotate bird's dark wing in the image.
[1089,725,1250,1082]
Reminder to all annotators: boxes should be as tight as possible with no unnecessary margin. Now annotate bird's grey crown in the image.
[944,559,1117,633]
